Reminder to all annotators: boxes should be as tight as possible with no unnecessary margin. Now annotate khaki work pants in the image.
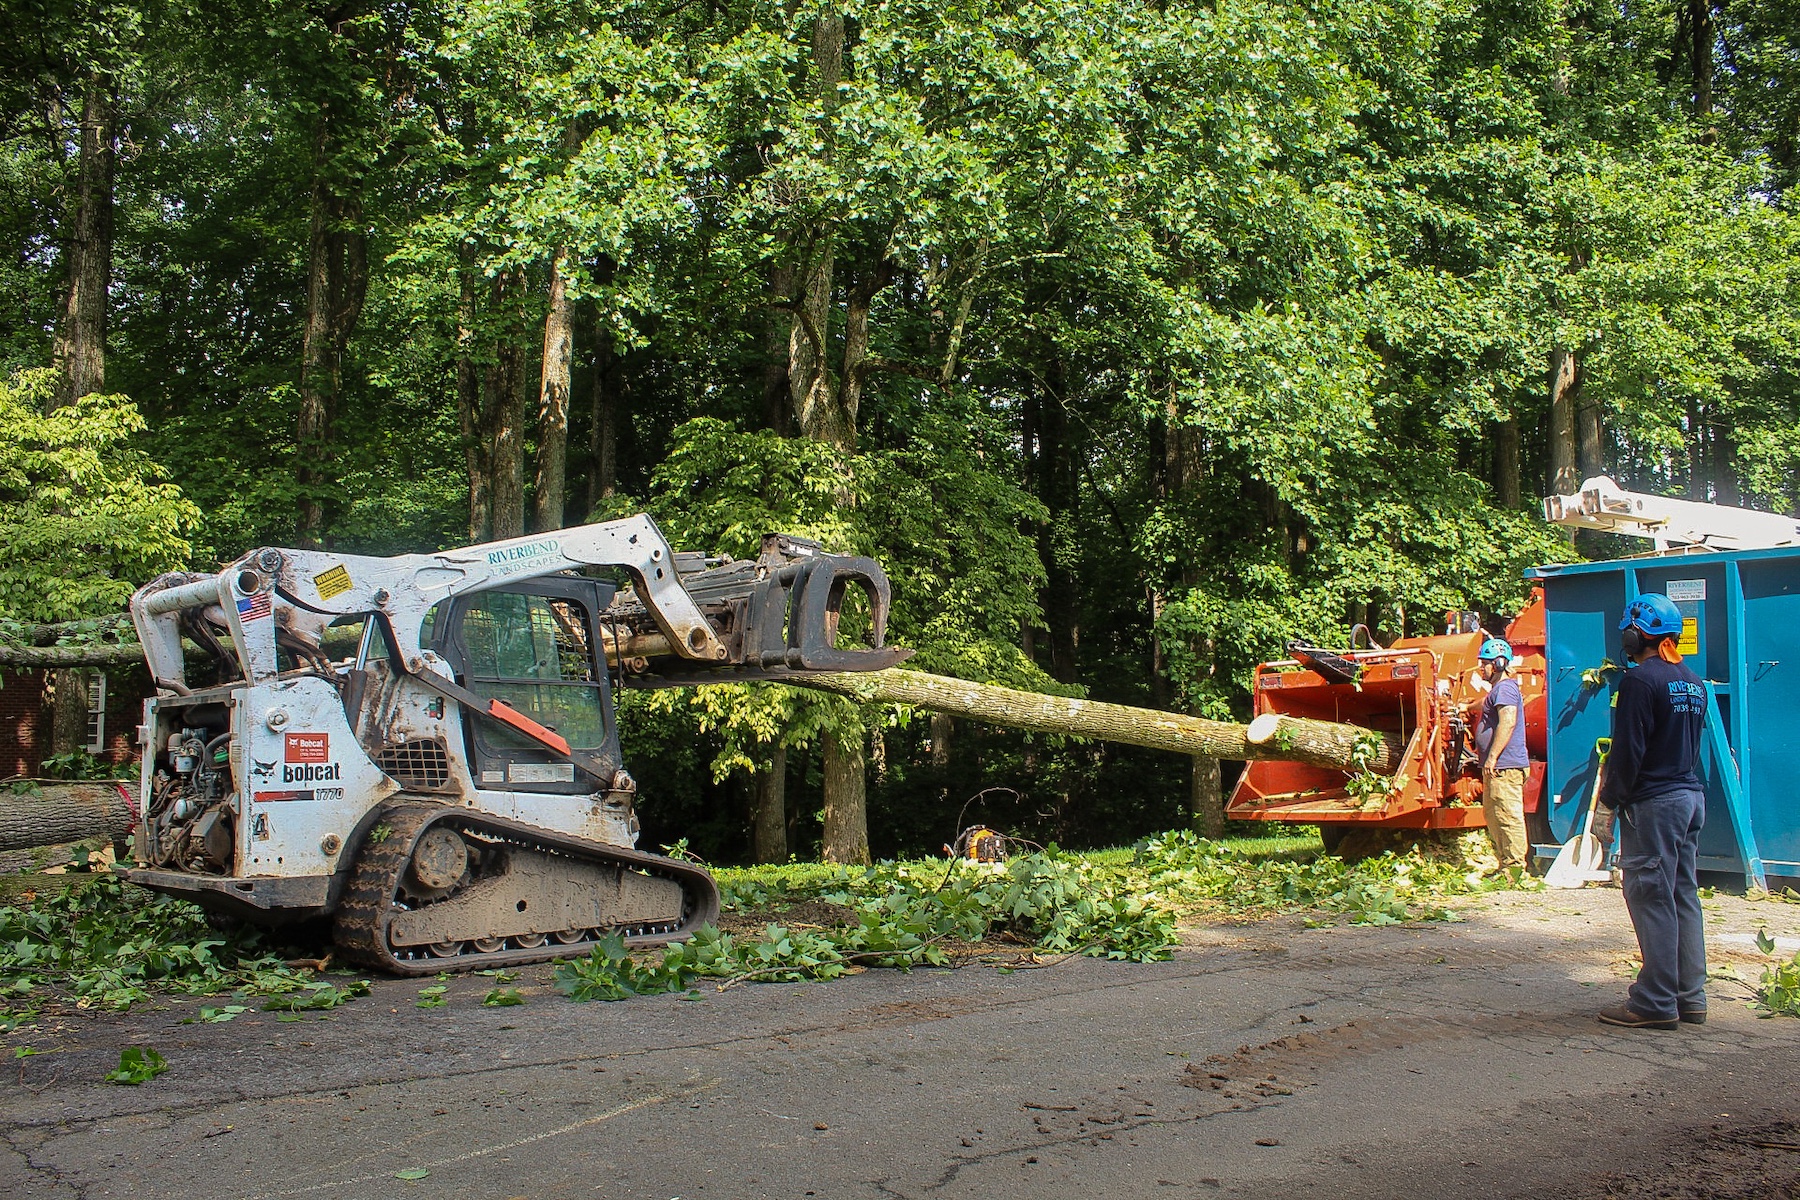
[1482,768,1530,869]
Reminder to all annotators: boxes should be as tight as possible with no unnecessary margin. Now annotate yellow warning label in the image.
[1678,618,1699,656]
[313,564,353,600]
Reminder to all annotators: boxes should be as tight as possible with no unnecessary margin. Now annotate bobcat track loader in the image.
[125,516,905,975]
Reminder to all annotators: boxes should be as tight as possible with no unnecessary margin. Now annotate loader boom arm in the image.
[131,515,906,695]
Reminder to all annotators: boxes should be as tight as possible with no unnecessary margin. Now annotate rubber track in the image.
[333,800,720,977]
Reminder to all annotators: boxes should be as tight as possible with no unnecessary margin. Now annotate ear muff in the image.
[1621,626,1646,658]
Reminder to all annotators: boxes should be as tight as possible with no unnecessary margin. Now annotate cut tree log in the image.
[1245,711,1404,775]
[0,615,144,669]
[781,669,1404,773]
[0,642,146,668]
[0,782,136,853]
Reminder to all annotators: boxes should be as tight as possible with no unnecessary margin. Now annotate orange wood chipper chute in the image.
[1226,589,1549,841]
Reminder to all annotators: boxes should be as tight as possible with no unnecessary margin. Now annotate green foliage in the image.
[1342,734,1395,809]
[104,1045,168,1085]
[1751,928,1800,1018]
[1754,948,1800,1018]
[262,980,370,1012]
[0,371,197,621]
[1130,829,1477,925]
[558,830,1516,1004]
[481,987,524,1007]
[38,750,133,781]
[0,874,365,1017]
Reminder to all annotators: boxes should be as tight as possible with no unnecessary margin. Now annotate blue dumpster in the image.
[1528,547,1800,889]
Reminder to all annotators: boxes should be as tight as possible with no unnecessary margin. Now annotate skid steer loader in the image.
[124,516,905,975]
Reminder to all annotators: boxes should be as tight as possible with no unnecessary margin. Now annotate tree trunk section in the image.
[295,116,368,550]
[779,669,1403,773]
[1712,419,1740,506]
[788,8,845,451]
[1191,756,1223,839]
[588,327,618,513]
[1548,348,1581,495]
[929,711,953,769]
[753,745,788,864]
[1577,396,1604,480]
[487,269,528,540]
[1689,0,1714,138]
[534,248,574,532]
[1493,416,1520,508]
[820,723,869,865]
[457,249,489,541]
[1028,360,1081,685]
[52,72,113,409]
[0,783,135,852]
[49,671,92,755]
[764,264,793,434]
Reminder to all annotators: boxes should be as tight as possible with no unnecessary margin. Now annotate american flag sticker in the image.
[237,592,272,621]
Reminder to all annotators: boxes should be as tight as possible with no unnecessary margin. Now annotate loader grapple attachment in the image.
[614,534,911,682]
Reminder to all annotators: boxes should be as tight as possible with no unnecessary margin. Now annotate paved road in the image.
[4,886,1798,1200]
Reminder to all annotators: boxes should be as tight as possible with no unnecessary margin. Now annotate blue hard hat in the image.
[1478,637,1514,663]
[1619,593,1683,638]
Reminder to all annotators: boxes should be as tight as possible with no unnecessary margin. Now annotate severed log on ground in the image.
[0,782,135,854]
[780,669,1404,774]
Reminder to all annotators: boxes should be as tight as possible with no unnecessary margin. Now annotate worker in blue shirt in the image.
[1596,593,1709,1030]
[1472,637,1530,871]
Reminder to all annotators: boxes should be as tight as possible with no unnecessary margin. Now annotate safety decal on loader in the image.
[313,563,354,599]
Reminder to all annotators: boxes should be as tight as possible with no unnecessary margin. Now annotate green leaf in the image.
[104,1046,168,1085]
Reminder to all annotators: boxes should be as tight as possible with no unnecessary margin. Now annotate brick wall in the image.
[0,670,49,778]
[0,665,149,777]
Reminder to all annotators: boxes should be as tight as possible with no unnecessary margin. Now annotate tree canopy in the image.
[5,0,1798,860]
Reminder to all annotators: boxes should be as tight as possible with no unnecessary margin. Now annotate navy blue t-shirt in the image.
[1475,677,1530,770]
[1598,657,1707,808]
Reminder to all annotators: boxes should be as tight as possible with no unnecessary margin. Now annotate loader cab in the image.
[426,577,622,794]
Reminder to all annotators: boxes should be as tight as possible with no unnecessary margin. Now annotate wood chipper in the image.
[1224,597,1549,851]
[1228,475,1800,863]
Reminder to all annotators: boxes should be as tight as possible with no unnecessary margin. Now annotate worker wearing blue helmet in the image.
[1471,636,1530,871]
[1597,592,1709,1030]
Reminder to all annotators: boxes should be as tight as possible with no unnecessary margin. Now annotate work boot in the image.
[1679,1009,1706,1025]
[1598,1005,1679,1030]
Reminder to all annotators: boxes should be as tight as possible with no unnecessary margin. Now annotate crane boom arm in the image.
[1542,476,1800,552]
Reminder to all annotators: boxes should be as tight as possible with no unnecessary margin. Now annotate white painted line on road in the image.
[239,1077,722,1199]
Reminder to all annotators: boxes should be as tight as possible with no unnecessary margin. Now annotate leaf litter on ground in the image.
[0,830,1530,1022]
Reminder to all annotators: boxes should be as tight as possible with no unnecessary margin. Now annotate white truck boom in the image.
[125,516,904,974]
[1542,476,1800,552]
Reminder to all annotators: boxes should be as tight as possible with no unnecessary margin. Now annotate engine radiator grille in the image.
[375,738,452,790]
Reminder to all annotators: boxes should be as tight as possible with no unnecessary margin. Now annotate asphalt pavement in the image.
[5,884,1799,1200]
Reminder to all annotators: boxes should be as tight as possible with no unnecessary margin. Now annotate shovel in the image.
[1546,738,1613,889]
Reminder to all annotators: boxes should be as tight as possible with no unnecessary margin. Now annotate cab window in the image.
[459,592,606,750]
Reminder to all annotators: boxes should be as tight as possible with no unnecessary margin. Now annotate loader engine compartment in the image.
[141,701,237,874]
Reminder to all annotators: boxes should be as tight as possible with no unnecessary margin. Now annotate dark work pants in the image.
[1619,788,1707,1019]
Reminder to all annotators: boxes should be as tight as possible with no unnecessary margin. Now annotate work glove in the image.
[1589,802,1617,855]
